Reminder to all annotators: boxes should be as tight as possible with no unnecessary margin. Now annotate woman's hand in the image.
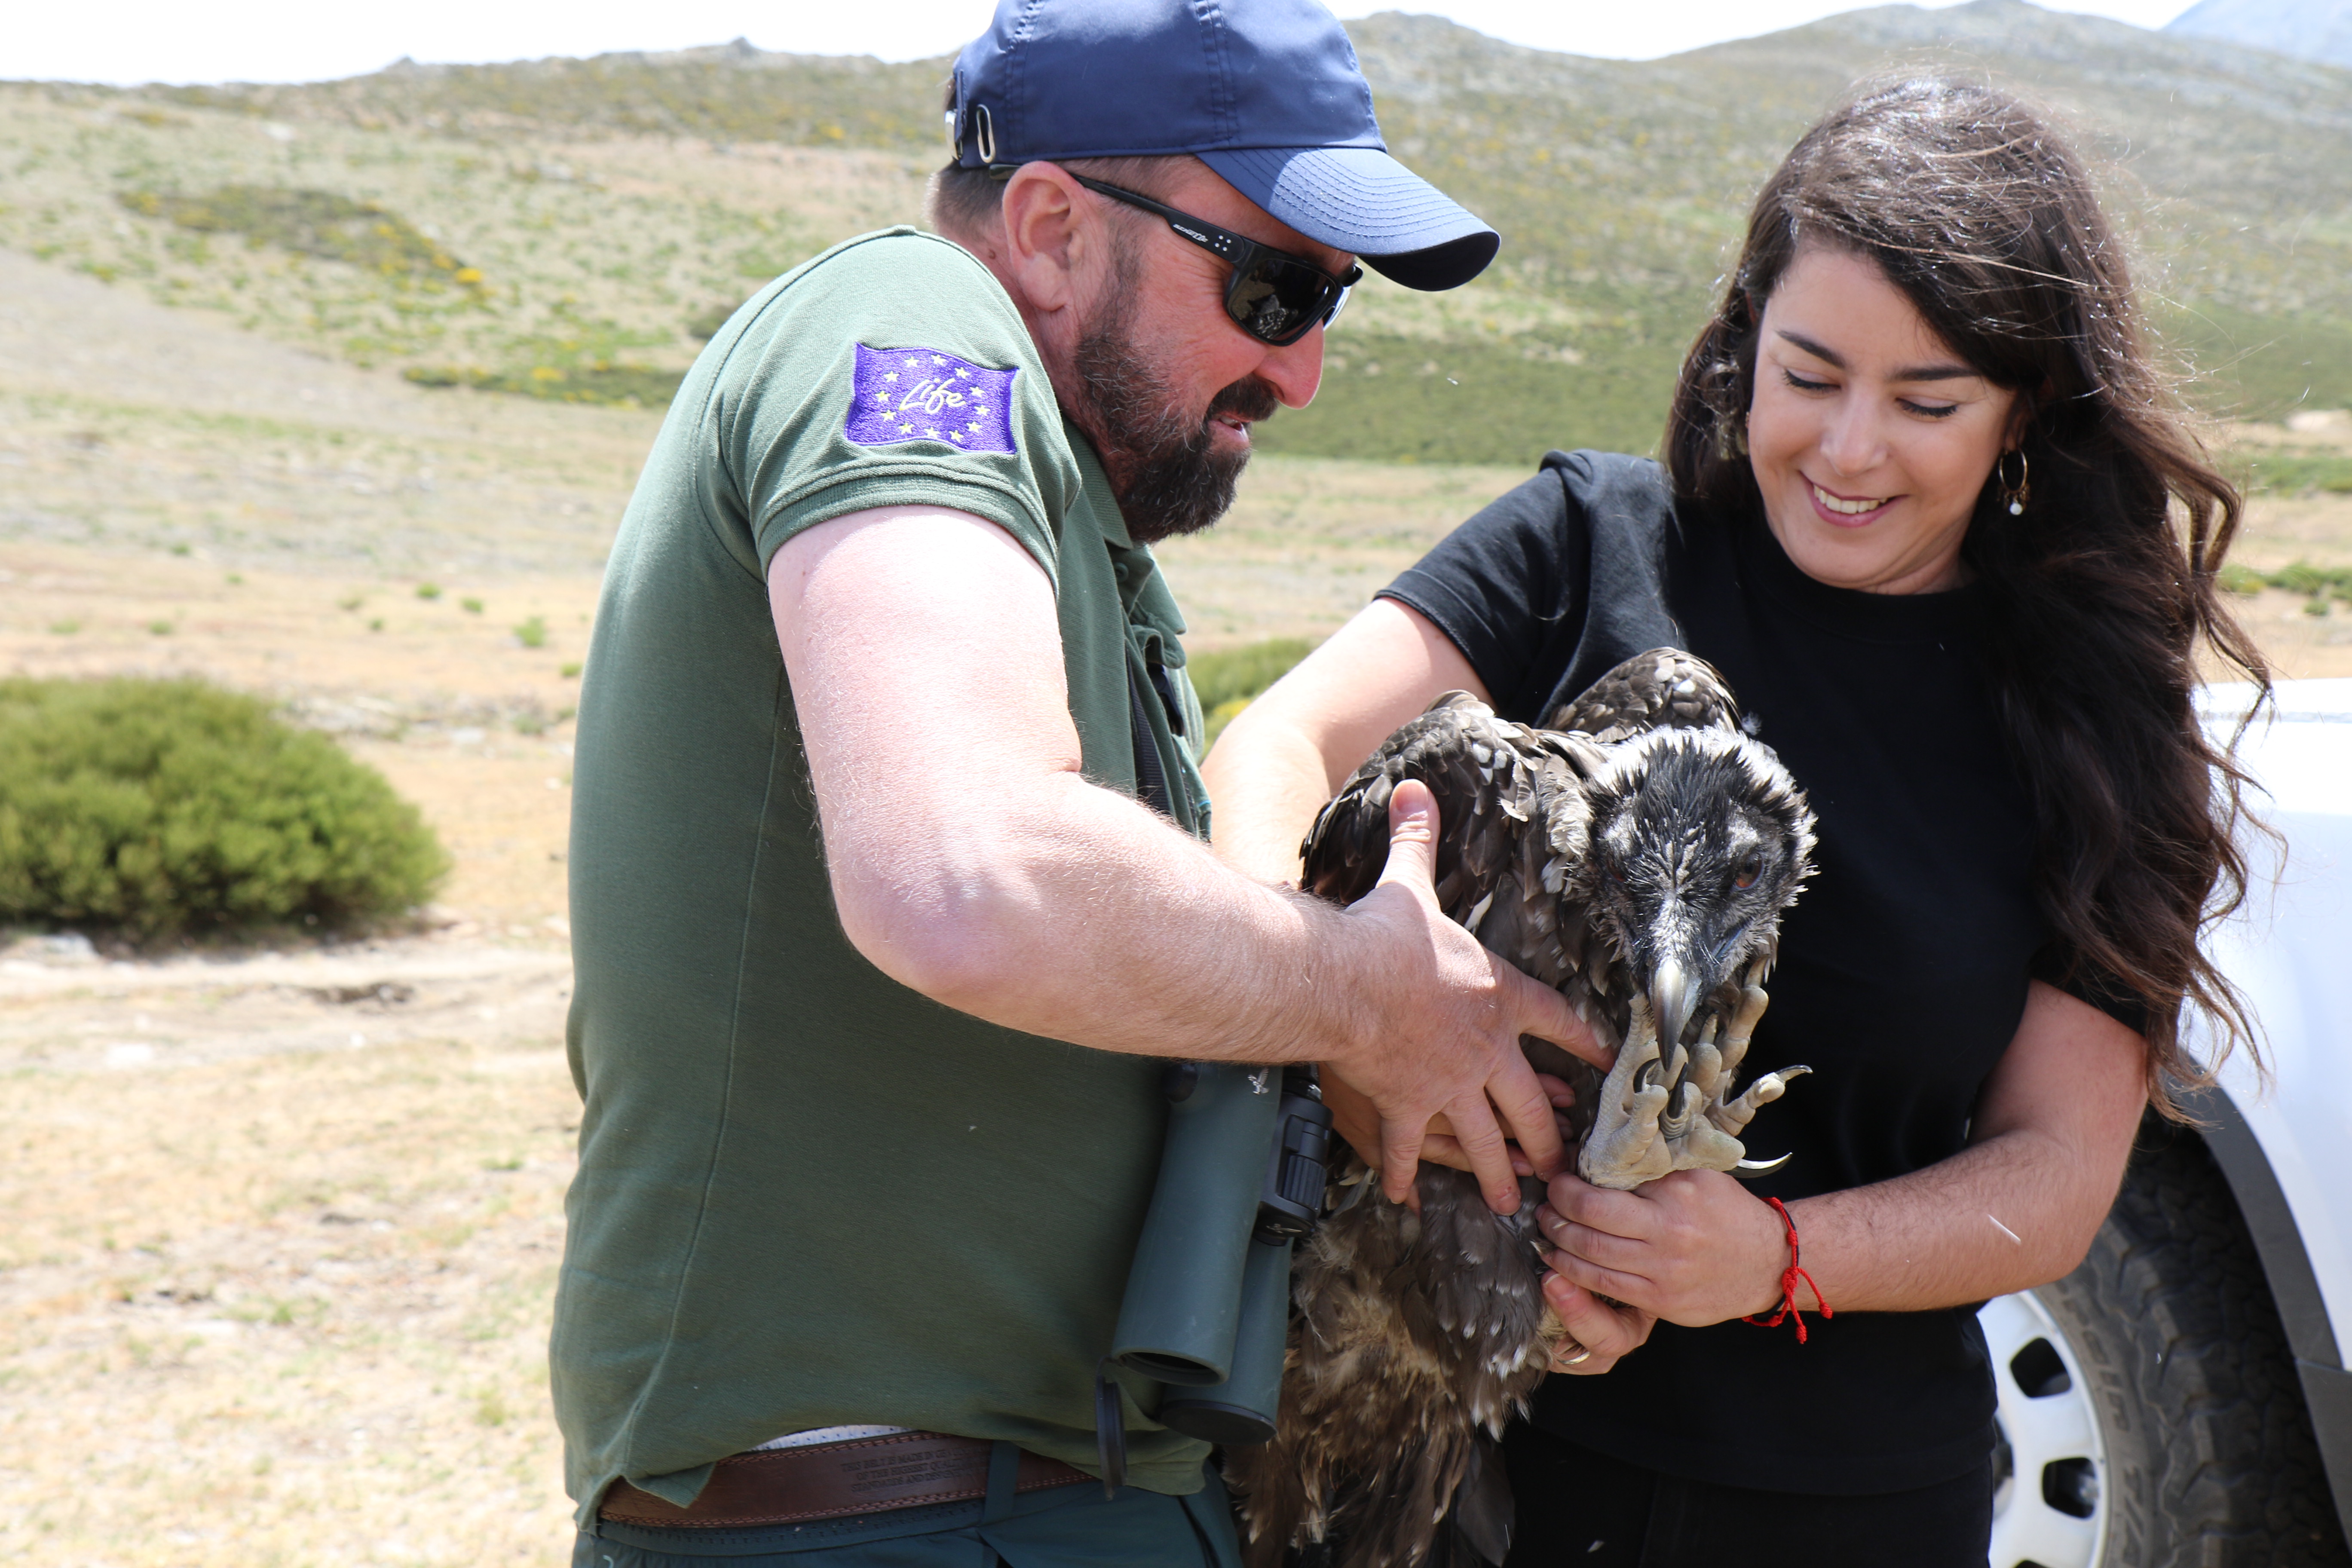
[1534,1263,1657,1375]
[1323,1071,1578,1185]
[1537,1169,1789,1327]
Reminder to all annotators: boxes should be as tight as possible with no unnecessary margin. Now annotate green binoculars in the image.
[1093,1061,1333,1486]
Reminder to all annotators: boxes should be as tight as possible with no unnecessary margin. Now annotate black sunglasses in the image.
[1067,174,1362,347]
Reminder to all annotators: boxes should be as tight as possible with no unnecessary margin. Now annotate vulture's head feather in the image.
[1576,725,1816,1049]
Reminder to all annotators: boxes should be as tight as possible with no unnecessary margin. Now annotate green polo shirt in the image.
[553,228,1211,1524]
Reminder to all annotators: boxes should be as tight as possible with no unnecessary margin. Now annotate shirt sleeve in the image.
[699,230,1082,586]
[1376,457,1588,710]
[2030,943,2152,1036]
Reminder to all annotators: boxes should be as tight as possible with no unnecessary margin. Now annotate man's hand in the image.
[1321,1073,1577,1184]
[1326,779,1608,1215]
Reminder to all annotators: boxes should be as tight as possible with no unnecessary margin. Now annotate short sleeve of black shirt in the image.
[1379,451,2108,1495]
[1386,450,1686,723]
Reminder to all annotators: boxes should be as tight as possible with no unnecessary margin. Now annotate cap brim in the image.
[1199,145,1499,291]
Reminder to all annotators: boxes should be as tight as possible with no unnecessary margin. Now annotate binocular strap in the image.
[1094,1362,1129,1499]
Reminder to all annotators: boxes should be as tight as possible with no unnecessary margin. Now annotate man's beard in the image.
[1069,282,1281,546]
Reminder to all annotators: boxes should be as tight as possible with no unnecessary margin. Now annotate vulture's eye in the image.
[1733,852,1763,891]
[1608,859,1629,885]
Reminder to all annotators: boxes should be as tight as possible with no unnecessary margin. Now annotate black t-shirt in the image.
[1381,450,2045,1495]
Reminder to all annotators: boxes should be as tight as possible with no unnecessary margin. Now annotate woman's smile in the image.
[1807,481,1897,524]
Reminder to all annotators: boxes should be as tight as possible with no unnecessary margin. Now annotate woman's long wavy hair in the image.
[1665,77,2269,1113]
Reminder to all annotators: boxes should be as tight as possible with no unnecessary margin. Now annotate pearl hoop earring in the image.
[1998,449,2031,517]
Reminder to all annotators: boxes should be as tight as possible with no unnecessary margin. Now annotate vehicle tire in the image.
[1984,1121,2350,1568]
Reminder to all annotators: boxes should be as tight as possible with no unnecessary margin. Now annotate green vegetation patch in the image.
[1260,330,1680,465]
[404,362,684,407]
[116,185,484,290]
[1189,638,1316,752]
[0,679,449,942]
[2220,560,2352,617]
[2224,450,2352,497]
[2162,309,2352,425]
[1189,639,1317,711]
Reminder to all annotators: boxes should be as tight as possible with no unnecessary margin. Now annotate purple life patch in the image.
[844,344,1019,455]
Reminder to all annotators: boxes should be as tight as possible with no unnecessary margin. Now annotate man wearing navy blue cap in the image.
[554,2,1622,1563]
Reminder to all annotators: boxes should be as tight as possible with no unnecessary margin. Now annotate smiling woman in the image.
[1665,78,2269,1094]
[1202,75,2272,1568]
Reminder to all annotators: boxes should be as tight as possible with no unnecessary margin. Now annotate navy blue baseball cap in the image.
[948,0,1498,291]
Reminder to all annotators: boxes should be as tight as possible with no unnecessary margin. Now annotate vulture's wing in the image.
[1542,647,1739,741]
[1299,692,1592,938]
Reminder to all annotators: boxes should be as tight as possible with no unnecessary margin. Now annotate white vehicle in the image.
[1984,678,2352,1567]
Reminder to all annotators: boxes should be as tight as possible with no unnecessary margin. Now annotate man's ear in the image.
[998,163,1093,320]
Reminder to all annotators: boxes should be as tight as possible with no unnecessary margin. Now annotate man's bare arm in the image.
[771,505,1605,1210]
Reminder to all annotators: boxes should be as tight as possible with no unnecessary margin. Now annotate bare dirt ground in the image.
[0,939,578,1564]
[4,243,2350,1567]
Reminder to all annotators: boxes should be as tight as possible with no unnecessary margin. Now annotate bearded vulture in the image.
[1226,649,1818,1568]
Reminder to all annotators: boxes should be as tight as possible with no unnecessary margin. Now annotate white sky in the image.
[4,0,2201,89]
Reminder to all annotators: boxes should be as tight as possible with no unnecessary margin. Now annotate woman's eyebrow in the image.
[1774,329,1977,383]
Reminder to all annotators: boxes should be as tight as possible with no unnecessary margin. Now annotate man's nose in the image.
[1256,324,1326,410]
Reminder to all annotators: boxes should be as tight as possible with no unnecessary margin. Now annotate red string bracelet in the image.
[1743,1196,1832,1344]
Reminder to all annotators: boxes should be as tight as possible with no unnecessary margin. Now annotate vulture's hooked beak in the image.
[1649,952,1703,1053]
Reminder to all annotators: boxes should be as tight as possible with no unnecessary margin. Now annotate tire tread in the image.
[2042,1122,2349,1567]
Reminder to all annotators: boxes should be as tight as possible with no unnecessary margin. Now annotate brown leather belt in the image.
[598,1430,1093,1529]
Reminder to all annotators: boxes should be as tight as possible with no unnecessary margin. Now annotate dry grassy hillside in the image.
[10,1,2352,462]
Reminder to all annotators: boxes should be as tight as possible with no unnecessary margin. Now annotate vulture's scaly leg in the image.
[1661,1018,1747,1174]
[1710,963,1810,1140]
[1575,997,1676,1189]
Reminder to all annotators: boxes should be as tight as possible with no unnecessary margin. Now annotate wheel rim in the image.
[1980,1290,2109,1568]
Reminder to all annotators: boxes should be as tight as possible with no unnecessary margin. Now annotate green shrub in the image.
[2268,560,2352,600]
[515,615,547,648]
[1188,638,1316,751]
[1188,638,1317,711]
[116,186,483,292]
[0,679,449,941]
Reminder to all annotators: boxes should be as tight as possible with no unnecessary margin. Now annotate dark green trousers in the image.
[574,1451,1240,1568]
